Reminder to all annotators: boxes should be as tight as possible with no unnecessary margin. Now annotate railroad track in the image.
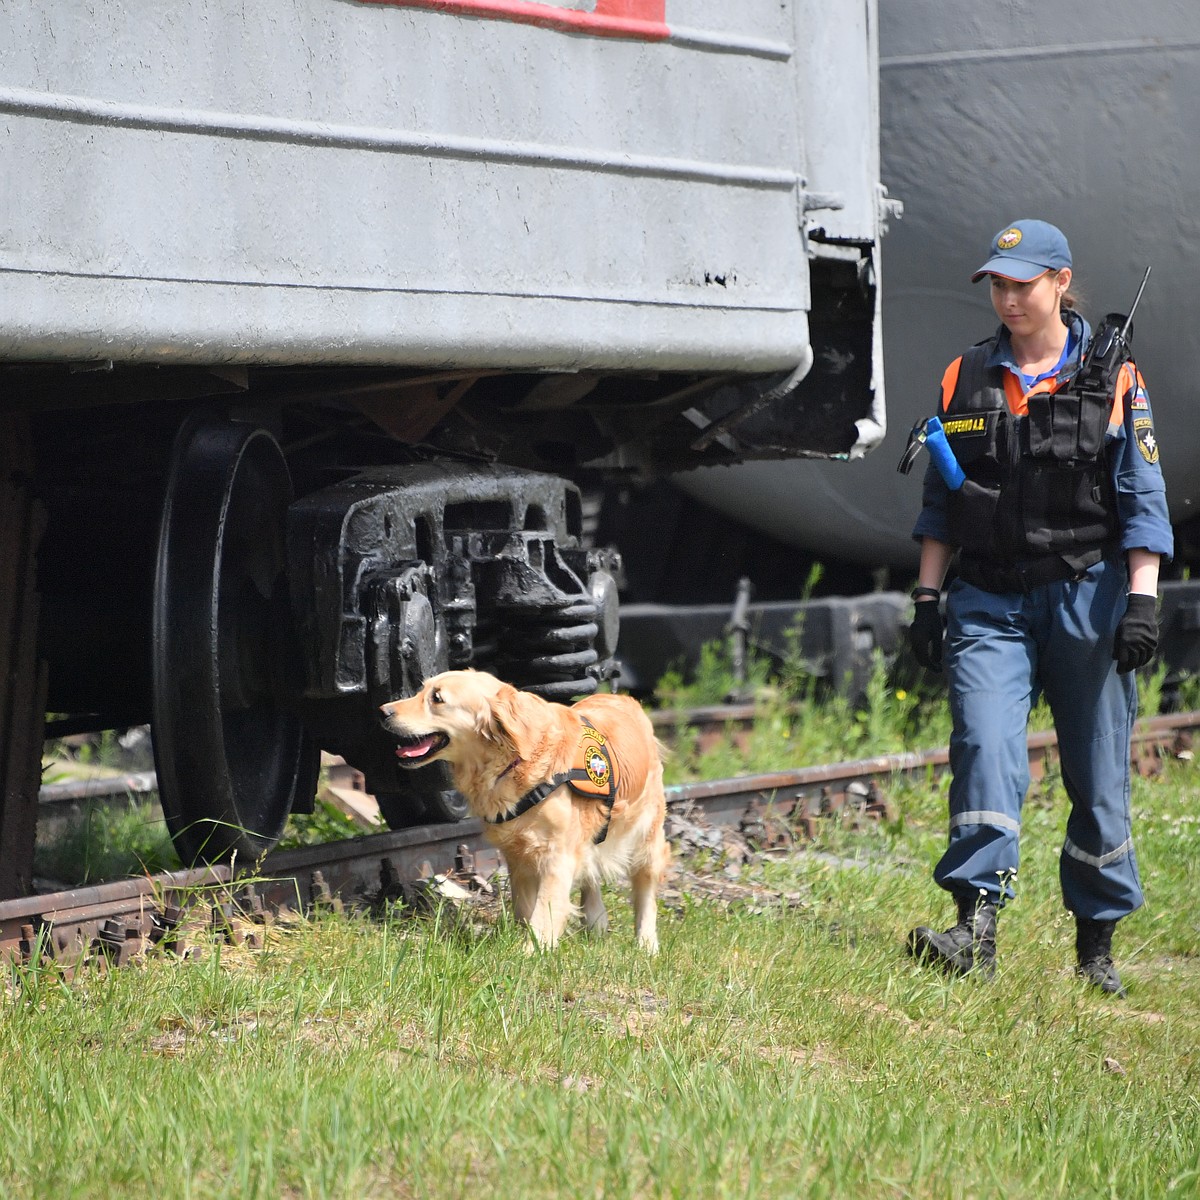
[10,710,1196,974]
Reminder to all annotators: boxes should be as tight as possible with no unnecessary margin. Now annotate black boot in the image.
[1075,917,1126,997]
[908,893,997,979]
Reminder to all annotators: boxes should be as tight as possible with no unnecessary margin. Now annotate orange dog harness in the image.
[487,716,619,842]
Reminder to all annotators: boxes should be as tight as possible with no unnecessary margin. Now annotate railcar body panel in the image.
[0,0,880,374]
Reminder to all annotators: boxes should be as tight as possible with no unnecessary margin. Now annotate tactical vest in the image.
[942,331,1119,578]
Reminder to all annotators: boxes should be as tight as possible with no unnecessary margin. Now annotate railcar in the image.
[677,0,1200,574]
[613,0,1200,698]
[0,0,890,892]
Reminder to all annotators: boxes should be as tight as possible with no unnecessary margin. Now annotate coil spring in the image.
[491,598,600,700]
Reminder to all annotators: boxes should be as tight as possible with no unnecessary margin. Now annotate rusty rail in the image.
[11,710,1195,974]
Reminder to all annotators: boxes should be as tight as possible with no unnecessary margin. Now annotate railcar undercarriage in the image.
[1,323,882,887]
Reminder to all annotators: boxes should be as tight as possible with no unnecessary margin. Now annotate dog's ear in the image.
[488,683,540,757]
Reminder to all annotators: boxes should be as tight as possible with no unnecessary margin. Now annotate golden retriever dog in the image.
[380,670,669,951]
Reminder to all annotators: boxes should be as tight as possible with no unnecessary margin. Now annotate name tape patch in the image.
[941,415,988,437]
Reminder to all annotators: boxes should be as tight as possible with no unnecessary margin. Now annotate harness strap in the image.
[486,715,619,843]
[487,772,571,828]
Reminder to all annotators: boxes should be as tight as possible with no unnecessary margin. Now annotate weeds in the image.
[277,796,378,850]
[656,635,954,786]
[35,776,375,884]
[34,796,180,885]
[37,629,1180,885]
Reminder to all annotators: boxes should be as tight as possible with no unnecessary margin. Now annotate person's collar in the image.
[985,309,1090,375]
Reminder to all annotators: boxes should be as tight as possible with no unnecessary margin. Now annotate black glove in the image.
[1113,593,1158,674]
[909,599,944,672]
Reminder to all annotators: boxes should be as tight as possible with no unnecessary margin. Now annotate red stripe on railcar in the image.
[361,0,669,40]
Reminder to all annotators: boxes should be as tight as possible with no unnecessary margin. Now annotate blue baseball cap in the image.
[971,219,1072,282]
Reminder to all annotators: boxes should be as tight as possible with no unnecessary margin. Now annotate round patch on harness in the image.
[997,228,1023,250]
[585,750,611,788]
[1134,417,1159,463]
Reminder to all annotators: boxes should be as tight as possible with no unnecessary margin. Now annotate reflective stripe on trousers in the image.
[934,557,1143,921]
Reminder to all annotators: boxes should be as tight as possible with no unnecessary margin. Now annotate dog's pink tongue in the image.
[396,736,440,759]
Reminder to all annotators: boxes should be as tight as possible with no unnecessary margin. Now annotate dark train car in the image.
[0,0,889,893]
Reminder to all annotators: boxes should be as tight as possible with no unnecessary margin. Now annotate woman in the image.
[903,219,1172,995]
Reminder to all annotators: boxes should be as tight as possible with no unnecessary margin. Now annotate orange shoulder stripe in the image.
[940,357,963,412]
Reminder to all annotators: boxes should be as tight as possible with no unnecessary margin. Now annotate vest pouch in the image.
[947,478,1001,556]
[1026,389,1108,461]
[1018,461,1117,555]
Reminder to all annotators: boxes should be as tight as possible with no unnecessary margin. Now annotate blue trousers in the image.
[935,558,1143,921]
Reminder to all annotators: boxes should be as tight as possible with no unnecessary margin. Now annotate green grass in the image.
[4,750,1199,1198]
[15,649,1198,1197]
[34,797,180,885]
[33,790,376,886]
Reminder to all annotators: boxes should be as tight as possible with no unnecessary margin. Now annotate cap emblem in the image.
[997,228,1023,250]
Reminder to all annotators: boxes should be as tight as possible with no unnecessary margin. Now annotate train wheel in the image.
[152,418,318,864]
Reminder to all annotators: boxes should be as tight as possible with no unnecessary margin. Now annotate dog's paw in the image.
[523,933,558,955]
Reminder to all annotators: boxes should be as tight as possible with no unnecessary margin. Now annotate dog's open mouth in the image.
[392,730,450,765]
